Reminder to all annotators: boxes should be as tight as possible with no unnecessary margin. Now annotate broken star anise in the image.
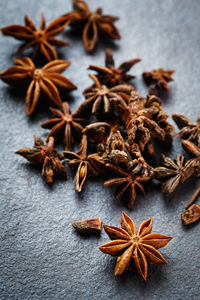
[172,114,200,147]
[99,211,172,280]
[0,58,77,116]
[89,48,141,87]
[81,74,133,117]
[64,0,120,52]
[15,136,67,184]
[143,68,175,92]
[63,134,98,192]
[111,90,167,155]
[154,154,197,194]
[41,102,87,151]
[1,13,70,61]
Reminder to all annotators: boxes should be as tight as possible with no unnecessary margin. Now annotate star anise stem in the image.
[185,186,200,209]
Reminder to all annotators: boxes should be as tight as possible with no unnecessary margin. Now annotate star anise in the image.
[89,48,141,87]
[80,74,133,117]
[64,0,120,52]
[99,212,172,280]
[63,134,98,192]
[112,90,167,155]
[15,136,67,183]
[154,154,197,194]
[0,58,77,116]
[181,140,200,159]
[1,13,70,61]
[104,154,153,209]
[143,68,175,92]
[40,102,87,150]
[172,114,200,147]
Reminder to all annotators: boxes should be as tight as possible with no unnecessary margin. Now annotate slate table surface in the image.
[0,0,200,299]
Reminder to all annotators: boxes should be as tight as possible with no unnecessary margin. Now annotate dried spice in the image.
[104,163,153,209]
[89,48,141,87]
[15,136,67,183]
[182,204,200,225]
[182,140,200,158]
[111,90,172,155]
[154,154,197,194]
[64,0,120,51]
[182,185,200,226]
[143,68,175,92]
[99,212,172,280]
[63,134,98,192]
[72,217,102,234]
[172,114,200,147]
[0,58,77,115]
[41,102,87,150]
[81,74,133,117]
[83,122,111,145]
[102,134,154,209]
[1,13,70,61]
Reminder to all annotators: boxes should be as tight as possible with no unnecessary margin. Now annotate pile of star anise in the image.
[1,0,200,280]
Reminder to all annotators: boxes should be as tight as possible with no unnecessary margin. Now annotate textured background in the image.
[0,0,200,299]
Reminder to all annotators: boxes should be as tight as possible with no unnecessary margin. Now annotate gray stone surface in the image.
[0,0,200,299]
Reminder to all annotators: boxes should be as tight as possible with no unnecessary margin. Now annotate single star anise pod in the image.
[112,90,166,155]
[40,102,87,150]
[15,136,67,183]
[89,48,141,87]
[154,154,197,194]
[143,68,175,92]
[63,134,98,192]
[81,74,133,117]
[64,0,120,52]
[1,13,70,61]
[104,156,153,209]
[99,212,172,280]
[0,58,77,116]
[172,114,200,147]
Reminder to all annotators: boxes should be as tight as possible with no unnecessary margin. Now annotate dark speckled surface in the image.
[0,0,200,299]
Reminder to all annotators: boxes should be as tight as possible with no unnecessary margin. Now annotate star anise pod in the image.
[104,155,153,209]
[143,68,175,92]
[172,114,200,147]
[40,102,87,150]
[154,154,197,194]
[81,74,133,118]
[0,58,77,116]
[89,48,141,87]
[99,212,172,280]
[64,0,120,52]
[15,136,67,184]
[63,134,98,192]
[1,13,70,61]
